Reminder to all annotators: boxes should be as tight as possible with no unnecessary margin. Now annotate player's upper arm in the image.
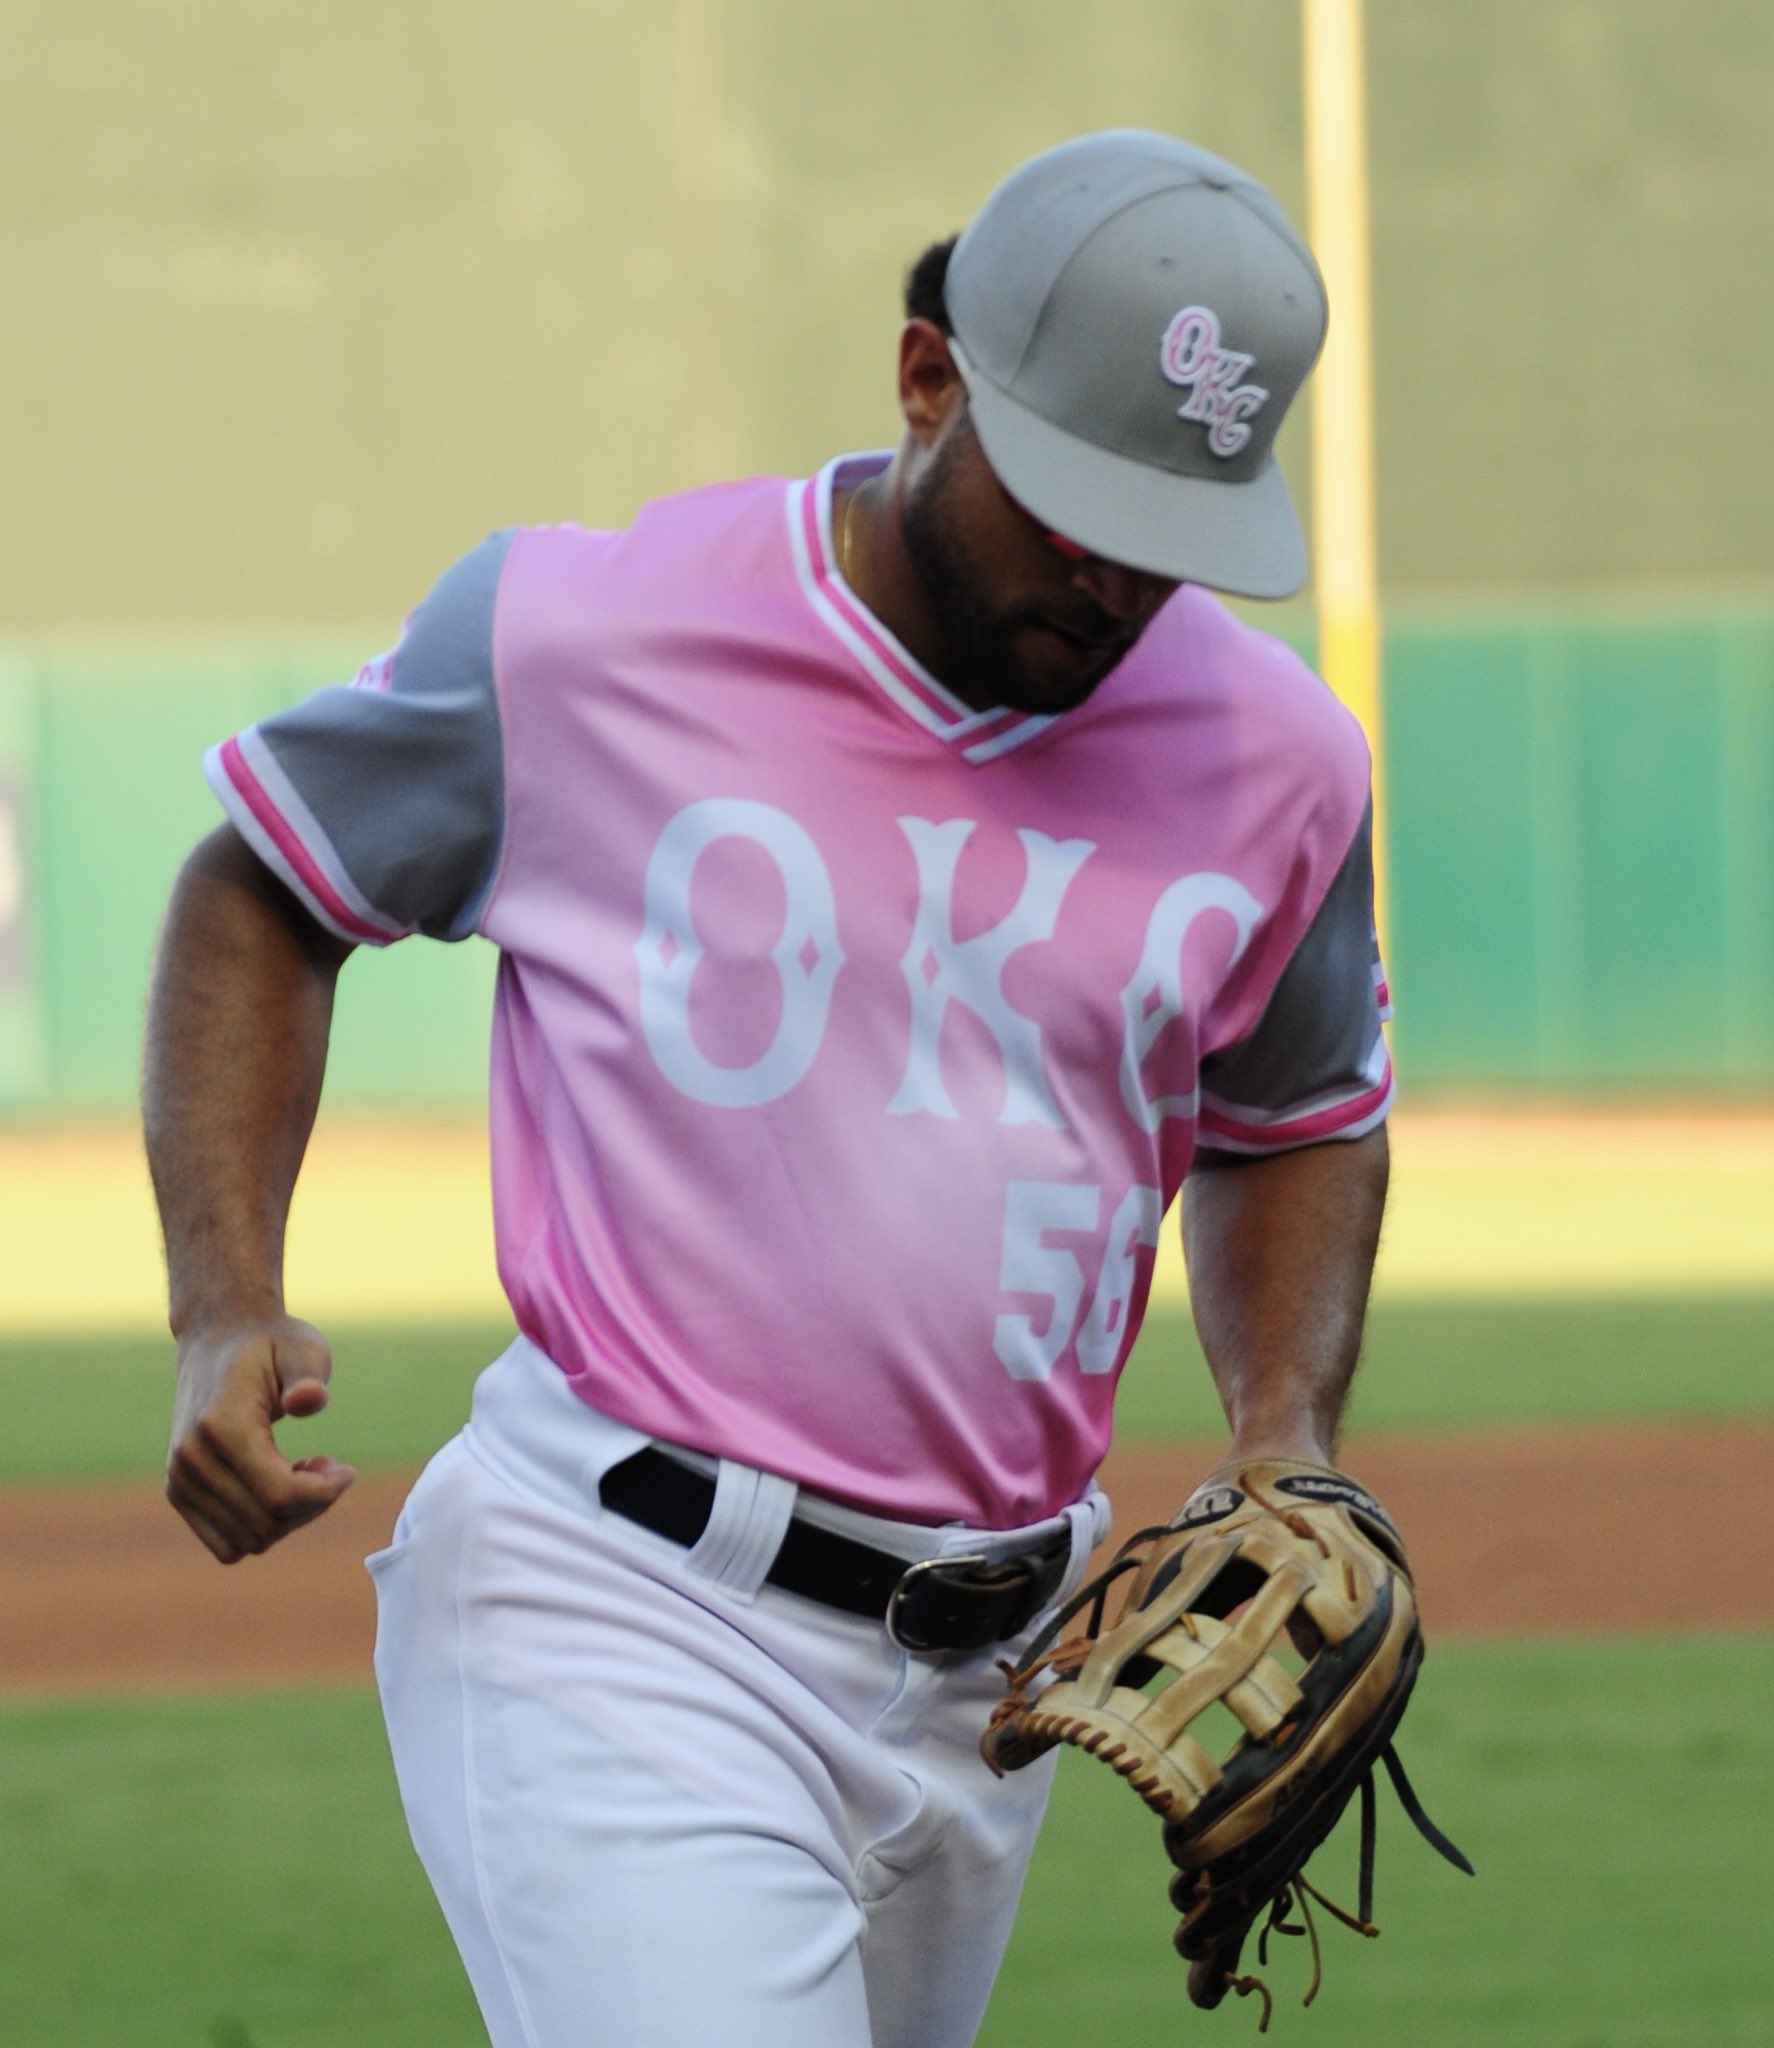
[182,822,358,971]
[204,531,515,948]
[1194,805,1392,1157]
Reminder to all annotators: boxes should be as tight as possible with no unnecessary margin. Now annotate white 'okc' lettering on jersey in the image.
[636,798,845,1107]
[888,818,1095,1127]
[1119,872,1264,1130]
[638,802,1260,1131]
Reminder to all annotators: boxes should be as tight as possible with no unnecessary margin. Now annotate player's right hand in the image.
[165,1315,359,1564]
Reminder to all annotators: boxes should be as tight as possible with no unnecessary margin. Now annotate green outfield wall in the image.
[1386,608,1774,1088]
[3,604,1770,1114]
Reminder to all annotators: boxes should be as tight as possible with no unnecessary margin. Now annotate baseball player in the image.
[147,131,1392,2046]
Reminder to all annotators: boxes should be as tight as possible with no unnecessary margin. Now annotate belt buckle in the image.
[884,1548,1053,1655]
[885,1553,993,1654]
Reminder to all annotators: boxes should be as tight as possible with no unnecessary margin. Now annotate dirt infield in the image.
[3,1419,1767,1696]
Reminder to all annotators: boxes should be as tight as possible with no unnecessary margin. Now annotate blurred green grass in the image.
[0,1689,480,2048]
[3,1638,1769,2047]
[2,1292,1769,1487]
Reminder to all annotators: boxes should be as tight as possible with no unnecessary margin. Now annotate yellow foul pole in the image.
[1302,0,1389,936]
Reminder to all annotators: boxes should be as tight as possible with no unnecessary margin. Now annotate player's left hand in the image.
[166,1313,358,1564]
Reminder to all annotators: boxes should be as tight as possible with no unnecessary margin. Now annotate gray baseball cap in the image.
[944,130,1327,598]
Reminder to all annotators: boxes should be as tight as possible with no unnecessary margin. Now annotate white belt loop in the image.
[682,1459,798,1600]
[1056,1485,1112,1605]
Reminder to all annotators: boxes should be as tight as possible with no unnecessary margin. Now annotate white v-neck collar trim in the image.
[786,455,1057,764]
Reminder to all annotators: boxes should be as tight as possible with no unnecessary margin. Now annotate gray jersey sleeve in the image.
[1194,805,1392,1153]
[206,530,513,944]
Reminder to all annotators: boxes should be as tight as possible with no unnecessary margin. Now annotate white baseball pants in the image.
[369,1339,1108,2048]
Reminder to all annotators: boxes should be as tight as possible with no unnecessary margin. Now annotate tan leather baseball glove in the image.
[982,1458,1472,2029]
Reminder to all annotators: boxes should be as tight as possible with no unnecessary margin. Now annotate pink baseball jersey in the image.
[208,454,1390,1529]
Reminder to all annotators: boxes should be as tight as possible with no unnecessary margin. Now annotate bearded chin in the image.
[901,446,1038,712]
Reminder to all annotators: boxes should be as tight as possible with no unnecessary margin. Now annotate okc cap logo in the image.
[1158,305,1270,458]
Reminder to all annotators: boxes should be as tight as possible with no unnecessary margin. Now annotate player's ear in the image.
[898,319,966,446]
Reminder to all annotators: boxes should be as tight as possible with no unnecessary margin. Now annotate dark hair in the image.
[903,236,958,333]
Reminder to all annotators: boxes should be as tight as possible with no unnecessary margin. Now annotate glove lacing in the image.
[1221,1745,1474,2031]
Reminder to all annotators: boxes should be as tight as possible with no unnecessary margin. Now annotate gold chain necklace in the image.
[839,483,860,586]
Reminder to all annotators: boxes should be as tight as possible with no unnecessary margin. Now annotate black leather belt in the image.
[599,1446,1072,1653]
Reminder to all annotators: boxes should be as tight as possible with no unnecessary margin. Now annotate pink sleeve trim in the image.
[216,735,393,945]
[1197,1061,1394,1151]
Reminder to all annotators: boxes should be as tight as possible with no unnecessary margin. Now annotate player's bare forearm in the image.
[1180,1126,1389,1468]
[145,825,347,1330]
[144,825,360,1561]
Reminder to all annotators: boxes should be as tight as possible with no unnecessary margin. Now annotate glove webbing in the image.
[998,1519,1174,1683]
[991,1502,1474,2034]
[1004,1519,1475,2036]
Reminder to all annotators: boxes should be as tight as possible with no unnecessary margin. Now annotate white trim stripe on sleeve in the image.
[206,730,408,946]
[1198,1039,1395,1153]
